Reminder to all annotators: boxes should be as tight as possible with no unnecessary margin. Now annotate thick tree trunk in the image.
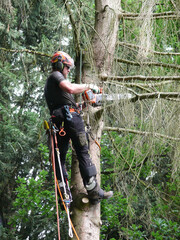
[70,110,103,240]
[93,0,122,73]
[70,1,121,239]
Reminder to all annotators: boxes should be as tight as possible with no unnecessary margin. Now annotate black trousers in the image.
[53,111,96,186]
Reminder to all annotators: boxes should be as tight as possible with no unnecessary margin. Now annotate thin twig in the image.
[118,41,180,56]
[115,58,180,70]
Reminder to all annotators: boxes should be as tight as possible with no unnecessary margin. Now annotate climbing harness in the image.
[44,120,80,240]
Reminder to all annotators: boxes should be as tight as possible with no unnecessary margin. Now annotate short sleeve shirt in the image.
[44,71,77,114]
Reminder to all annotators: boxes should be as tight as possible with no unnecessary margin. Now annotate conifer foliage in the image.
[0,0,179,239]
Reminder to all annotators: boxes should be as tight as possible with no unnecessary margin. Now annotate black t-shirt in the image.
[44,71,77,114]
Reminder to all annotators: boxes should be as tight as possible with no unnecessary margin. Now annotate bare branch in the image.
[119,80,174,87]
[170,0,180,11]
[131,92,180,102]
[0,47,51,57]
[118,41,180,56]
[120,11,180,19]
[63,0,81,52]
[100,74,180,82]
[104,127,180,141]
[117,81,176,93]
[115,58,180,70]
[104,132,169,202]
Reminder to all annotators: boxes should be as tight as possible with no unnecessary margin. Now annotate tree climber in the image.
[44,51,113,206]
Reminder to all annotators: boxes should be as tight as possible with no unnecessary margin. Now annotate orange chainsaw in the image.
[82,89,103,106]
[82,89,133,107]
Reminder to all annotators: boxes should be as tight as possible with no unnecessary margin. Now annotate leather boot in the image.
[86,177,113,204]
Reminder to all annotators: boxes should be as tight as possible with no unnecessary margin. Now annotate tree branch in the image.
[0,47,51,57]
[115,58,180,70]
[102,154,169,174]
[104,132,169,202]
[118,41,180,56]
[104,127,180,141]
[100,74,180,82]
[120,11,180,19]
[63,0,81,52]
[131,92,180,102]
[119,80,174,88]
[116,81,175,93]
[102,156,149,174]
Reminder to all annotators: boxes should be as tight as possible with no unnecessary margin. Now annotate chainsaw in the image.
[82,89,133,107]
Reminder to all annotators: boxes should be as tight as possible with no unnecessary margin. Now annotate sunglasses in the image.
[65,65,70,70]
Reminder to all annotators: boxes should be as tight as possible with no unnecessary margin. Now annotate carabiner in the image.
[59,128,66,136]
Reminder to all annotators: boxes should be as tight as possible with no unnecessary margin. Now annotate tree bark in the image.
[70,111,103,240]
[93,0,122,73]
[70,1,121,239]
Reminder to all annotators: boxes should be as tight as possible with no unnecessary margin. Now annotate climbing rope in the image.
[45,120,80,240]
[52,125,73,238]
[50,132,61,240]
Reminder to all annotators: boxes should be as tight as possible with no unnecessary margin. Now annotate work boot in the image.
[58,181,72,210]
[86,177,113,204]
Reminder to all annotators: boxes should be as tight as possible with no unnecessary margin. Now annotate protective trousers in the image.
[53,110,97,187]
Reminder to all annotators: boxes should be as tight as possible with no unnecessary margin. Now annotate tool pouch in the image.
[51,108,65,124]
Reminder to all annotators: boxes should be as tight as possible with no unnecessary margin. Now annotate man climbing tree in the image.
[44,51,113,206]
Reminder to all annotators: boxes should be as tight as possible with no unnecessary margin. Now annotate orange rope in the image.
[51,131,80,240]
[94,139,101,150]
[51,134,61,240]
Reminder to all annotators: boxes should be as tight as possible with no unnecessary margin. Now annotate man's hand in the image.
[88,84,100,93]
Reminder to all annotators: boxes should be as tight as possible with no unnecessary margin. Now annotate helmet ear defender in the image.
[52,61,64,72]
[57,61,64,72]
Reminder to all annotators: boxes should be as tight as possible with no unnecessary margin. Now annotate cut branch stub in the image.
[72,193,90,211]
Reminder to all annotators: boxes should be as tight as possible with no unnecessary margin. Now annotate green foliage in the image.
[121,225,146,240]
[100,130,179,240]
[101,193,128,239]
[0,0,179,239]
[151,218,180,240]
[6,170,57,239]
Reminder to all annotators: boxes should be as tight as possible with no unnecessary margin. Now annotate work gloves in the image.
[87,84,100,94]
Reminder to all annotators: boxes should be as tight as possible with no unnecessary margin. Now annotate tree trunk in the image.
[93,0,122,74]
[70,1,121,239]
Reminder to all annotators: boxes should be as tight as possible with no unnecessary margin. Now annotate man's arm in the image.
[59,80,92,94]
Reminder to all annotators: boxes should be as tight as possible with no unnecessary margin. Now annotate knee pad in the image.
[85,176,97,191]
[77,132,87,147]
